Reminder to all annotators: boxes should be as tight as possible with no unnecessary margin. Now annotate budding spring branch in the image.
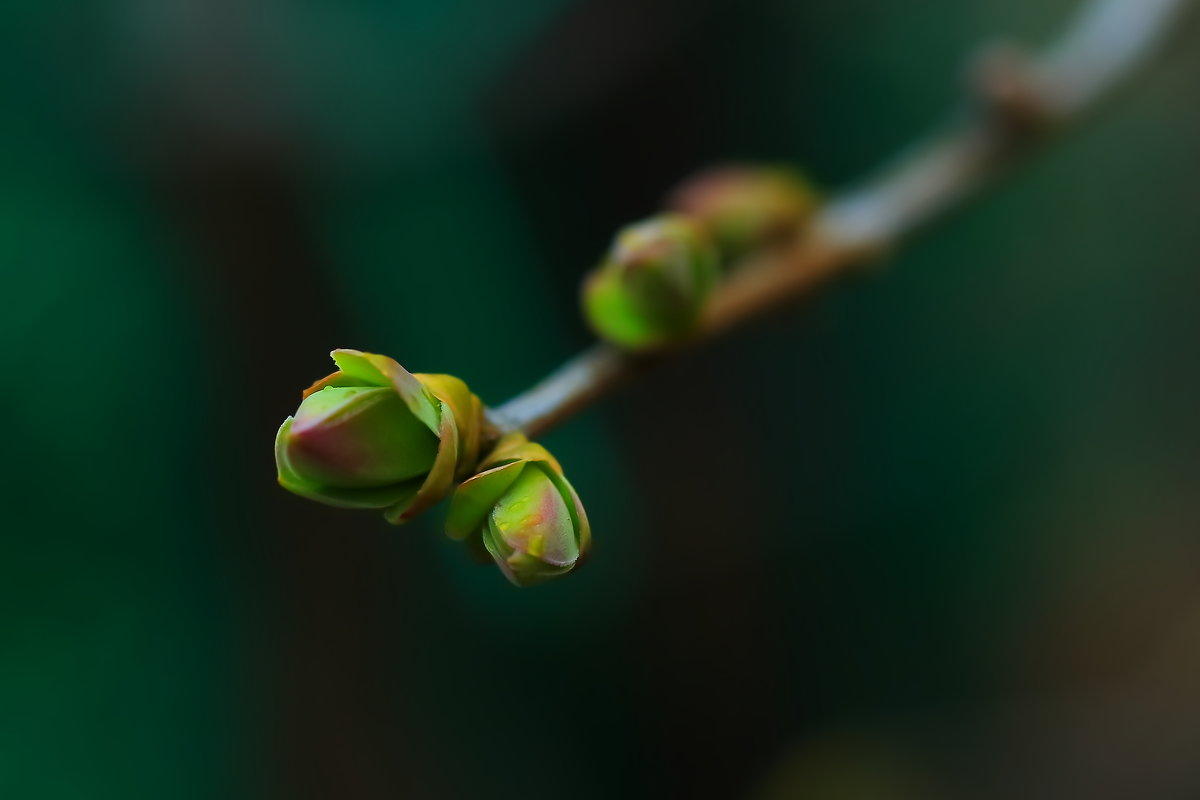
[487,0,1193,439]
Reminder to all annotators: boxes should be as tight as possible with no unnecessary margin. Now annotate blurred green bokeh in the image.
[2,1,1199,798]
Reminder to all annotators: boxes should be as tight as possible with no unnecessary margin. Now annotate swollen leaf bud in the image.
[668,164,817,258]
[583,214,718,351]
[446,433,591,587]
[275,349,483,524]
[287,386,439,488]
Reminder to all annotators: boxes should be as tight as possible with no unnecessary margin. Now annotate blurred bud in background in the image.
[669,164,818,259]
[583,214,717,350]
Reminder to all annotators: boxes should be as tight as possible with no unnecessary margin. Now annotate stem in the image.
[485,344,636,437]
[490,0,1194,440]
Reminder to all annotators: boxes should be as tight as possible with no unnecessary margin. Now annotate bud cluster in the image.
[273,164,819,586]
[582,164,817,351]
[275,350,590,587]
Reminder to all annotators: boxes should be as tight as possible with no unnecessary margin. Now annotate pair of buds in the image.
[275,350,588,587]
[584,165,818,350]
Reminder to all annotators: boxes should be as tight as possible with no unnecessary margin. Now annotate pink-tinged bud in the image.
[669,164,817,258]
[487,465,579,585]
[285,386,439,488]
[275,349,483,524]
[445,433,591,587]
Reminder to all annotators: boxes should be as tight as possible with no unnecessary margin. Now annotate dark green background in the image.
[3,1,1199,798]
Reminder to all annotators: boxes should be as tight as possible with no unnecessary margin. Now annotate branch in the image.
[489,0,1194,439]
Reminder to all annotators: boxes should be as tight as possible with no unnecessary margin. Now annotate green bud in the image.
[446,433,591,587]
[668,164,817,258]
[275,349,483,524]
[288,387,438,488]
[582,214,718,351]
